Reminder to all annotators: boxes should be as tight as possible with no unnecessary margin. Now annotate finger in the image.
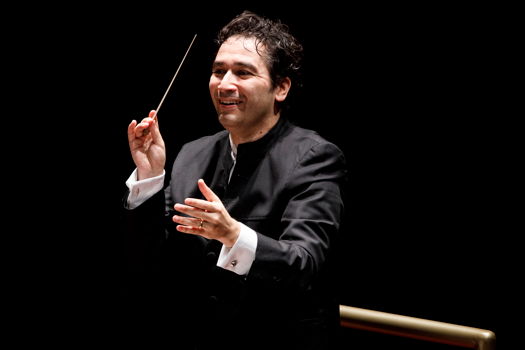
[172,215,203,228]
[174,203,208,218]
[135,124,150,138]
[127,120,137,143]
[181,199,215,214]
[142,110,158,136]
[135,118,155,138]
[197,179,221,202]
[175,224,205,235]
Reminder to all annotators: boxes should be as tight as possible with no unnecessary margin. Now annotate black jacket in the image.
[122,117,348,349]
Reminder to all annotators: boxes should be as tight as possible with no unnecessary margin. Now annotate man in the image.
[123,10,347,349]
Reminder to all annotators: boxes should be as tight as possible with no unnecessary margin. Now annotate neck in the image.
[229,114,280,146]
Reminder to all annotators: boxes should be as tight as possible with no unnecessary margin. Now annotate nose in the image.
[217,70,237,92]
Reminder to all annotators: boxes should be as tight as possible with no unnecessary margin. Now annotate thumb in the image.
[198,179,221,203]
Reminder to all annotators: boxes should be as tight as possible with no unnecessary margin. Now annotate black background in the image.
[14,2,517,348]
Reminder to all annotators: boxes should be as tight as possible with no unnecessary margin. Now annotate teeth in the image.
[220,100,240,105]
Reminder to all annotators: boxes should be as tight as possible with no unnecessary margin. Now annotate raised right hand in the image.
[127,110,166,180]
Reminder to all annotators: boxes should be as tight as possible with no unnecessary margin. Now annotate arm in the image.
[250,142,347,291]
[121,110,168,275]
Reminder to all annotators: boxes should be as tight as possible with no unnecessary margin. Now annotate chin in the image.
[218,112,239,125]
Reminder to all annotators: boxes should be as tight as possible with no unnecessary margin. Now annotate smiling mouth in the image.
[219,99,241,106]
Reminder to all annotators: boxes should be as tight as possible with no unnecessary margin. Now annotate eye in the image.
[212,69,225,76]
[236,70,253,77]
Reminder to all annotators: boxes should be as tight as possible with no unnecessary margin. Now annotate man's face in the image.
[209,35,278,131]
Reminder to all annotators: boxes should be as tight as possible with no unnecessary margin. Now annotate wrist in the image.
[138,168,163,180]
[223,221,241,248]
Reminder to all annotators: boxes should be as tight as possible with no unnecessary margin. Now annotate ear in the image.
[275,77,291,102]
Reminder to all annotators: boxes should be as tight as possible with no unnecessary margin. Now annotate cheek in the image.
[209,83,219,101]
[251,88,275,107]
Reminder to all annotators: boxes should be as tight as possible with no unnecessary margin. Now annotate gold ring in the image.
[199,218,204,228]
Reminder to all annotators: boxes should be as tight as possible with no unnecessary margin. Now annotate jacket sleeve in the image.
[248,141,348,292]
[120,189,166,274]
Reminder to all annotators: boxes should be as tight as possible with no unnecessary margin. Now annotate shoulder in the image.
[279,122,345,160]
[276,122,348,192]
[173,130,229,166]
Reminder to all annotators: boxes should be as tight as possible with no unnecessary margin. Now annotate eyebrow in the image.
[212,61,258,72]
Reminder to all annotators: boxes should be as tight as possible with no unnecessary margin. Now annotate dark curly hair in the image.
[216,11,304,108]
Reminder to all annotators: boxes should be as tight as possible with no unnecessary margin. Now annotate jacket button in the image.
[207,251,217,263]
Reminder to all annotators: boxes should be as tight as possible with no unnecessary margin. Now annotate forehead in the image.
[214,36,268,69]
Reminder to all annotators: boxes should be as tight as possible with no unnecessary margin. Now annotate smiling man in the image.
[210,35,288,145]
[123,10,348,350]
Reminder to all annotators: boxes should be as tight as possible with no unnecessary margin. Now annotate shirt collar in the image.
[234,117,288,159]
[228,133,238,161]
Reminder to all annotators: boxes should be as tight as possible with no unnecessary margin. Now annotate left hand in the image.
[173,179,241,248]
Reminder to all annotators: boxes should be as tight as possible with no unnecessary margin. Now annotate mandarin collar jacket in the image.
[123,117,348,349]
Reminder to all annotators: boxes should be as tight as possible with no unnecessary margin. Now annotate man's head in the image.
[215,11,303,109]
[209,11,303,141]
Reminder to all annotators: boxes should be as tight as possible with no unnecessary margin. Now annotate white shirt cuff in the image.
[125,169,165,209]
[217,223,257,275]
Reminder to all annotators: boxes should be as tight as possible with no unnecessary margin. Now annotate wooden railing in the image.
[340,305,496,349]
